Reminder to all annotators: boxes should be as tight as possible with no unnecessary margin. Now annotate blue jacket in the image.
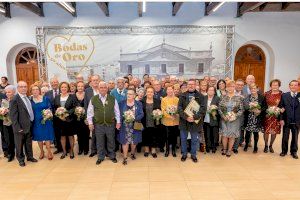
[279,92,300,125]
[110,88,127,103]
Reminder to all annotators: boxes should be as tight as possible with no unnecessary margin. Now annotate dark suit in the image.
[0,93,8,154]
[203,95,220,151]
[84,87,97,154]
[45,89,62,151]
[279,92,300,154]
[9,94,34,163]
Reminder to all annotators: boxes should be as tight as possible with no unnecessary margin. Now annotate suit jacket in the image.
[203,95,220,127]
[9,94,32,133]
[243,94,267,128]
[54,94,78,122]
[178,91,206,132]
[84,87,95,111]
[141,97,161,127]
[279,92,300,125]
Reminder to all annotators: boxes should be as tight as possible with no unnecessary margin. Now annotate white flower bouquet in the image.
[55,107,69,121]
[152,109,163,125]
[41,109,53,124]
[226,111,237,122]
[208,105,218,120]
[166,105,177,116]
[123,109,135,124]
[75,106,85,121]
[266,106,281,117]
[249,102,261,116]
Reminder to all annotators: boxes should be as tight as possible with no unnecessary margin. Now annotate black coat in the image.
[178,91,206,132]
[84,87,94,111]
[54,94,78,122]
[9,94,32,133]
[279,92,300,125]
[243,94,267,128]
[141,97,161,127]
[203,95,220,127]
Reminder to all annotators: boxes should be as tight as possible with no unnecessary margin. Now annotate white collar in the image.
[18,92,27,98]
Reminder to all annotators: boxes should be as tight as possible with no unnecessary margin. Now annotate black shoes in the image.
[96,159,104,165]
[111,158,118,163]
[191,156,198,163]
[130,154,136,160]
[122,158,128,165]
[19,161,26,167]
[280,152,286,157]
[253,149,258,154]
[144,152,149,157]
[233,149,238,154]
[264,146,268,153]
[84,151,89,155]
[70,153,75,159]
[89,152,97,157]
[60,153,67,159]
[152,153,157,158]
[53,150,62,154]
[165,151,169,157]
[269,146,274,153]
[7,157,14,162]
[291,153,299,159]
[78,150,83,155]
[181,155,187,162]
[160,148,164,153]
[172,150,177,157]
[243,146,248,152]
[27,158,38,162]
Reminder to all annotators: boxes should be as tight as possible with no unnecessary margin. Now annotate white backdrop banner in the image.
[43,26,231,81]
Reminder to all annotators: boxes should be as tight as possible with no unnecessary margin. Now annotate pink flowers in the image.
[75,106,85,121]
[41,109,53,124]
[55,107,69,121]
[123,109,135,123]
[152,109,163,125]
[166,105,177,116]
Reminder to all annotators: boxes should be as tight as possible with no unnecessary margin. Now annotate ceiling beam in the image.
[237,2,265,17]
[172,2,183,16]
[0,3,11,18]
[259,3,268,11]
[14,2,44,17]
[96,2,109,17]
[138,2,142,17]
[205,2,223,16]
[56,2,76,17]
[281,2,290,10]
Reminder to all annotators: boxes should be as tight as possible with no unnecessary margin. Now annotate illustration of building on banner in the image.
[119,41,215,79]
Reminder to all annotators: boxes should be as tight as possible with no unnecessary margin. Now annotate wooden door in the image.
[234,45,266,92]
[15,47,39,87]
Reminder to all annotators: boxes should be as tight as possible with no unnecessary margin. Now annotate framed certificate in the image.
[184,98,200,124]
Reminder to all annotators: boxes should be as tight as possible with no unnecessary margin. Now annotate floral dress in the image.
[125,105,135,144]
[264,91,282,134]
[245,96,263,133]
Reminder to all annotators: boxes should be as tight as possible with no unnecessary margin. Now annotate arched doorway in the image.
[15,47,39,87]
[234,44,266,92]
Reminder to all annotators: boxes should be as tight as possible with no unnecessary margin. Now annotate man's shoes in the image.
[264,146,268,153]
[152,153,157,158]
[96,159,104,165]
[7,157,14,162]
[89,152,97,157]
[19,162,26,167]
[181,155,187,162]
[144,152,149,157]
[291,153,299,159]
[84,151,89,155]
[160,148,164,153]
[280,152,286,157]
[233,149,238,154]
[78,150,83,155]
[191,156,198,163]
[27,158,38,162]
[111,158,118,163]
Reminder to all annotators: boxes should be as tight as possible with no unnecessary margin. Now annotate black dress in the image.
[74,95,90,153]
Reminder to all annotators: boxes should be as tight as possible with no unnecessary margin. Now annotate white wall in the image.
[0,2,300,91]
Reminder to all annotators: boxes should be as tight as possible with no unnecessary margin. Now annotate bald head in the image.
[50,77,59,90]
[99,81,108,96]
[246,75,255,85]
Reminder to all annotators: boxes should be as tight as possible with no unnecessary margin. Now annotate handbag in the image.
[133,122,144,131]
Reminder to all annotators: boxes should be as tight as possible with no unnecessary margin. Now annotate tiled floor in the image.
[0,136,300,200]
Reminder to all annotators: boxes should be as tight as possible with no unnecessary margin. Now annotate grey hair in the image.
[99,81,108,87]
[116,77,125,82]
[4,85,16,93]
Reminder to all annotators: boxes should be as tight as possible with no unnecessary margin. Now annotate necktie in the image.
[23,96,34,121]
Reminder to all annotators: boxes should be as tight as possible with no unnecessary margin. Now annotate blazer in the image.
[243,94,267,128]
[9,94,32,133]
[54,94,78,122]
[178,91,206,132]
[141,97,161,128]
[203,95,220,127]
[279,92,300,125]
[110,88,127,103]
[84,87,95,111]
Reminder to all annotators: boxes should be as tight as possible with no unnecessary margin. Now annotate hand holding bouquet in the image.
[75,106,85,121]
[226,112,237,122]
[0,107,9,118]
[249,102,261,116]
[166,105,177,116]
[208,105,218,120]
[41,109,53,124]
[266,106,281,117]
[152,109,163,125]
[123,109,135,124]
[55,107,69,121]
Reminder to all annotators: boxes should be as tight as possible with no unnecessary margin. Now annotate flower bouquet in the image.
[41,109,53,124]
[152,109,163,125]
[75,106,85,121]
[226,112,237,122]
[208,105,218,120]
[266,106,281,117]
[123,109,135,124]
[249,102,261,116]
[166,105,177,116]
[55,107,69,121]
[0,107,9,120]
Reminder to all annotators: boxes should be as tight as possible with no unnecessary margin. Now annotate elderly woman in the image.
[69,82,77,94]
[218,80,244,157]
[41,86,49,96]
[135,88,145,101]
[1,85,16,162]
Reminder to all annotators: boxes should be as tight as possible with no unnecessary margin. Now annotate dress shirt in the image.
[18,92,34,121]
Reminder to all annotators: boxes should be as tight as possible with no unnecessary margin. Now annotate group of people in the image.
[0,73,299,167]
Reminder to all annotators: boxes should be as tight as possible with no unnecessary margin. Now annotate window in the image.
[198,63,204,73]
[145,64,150,74]
[179,64,184,74]
[161,64,167,73]
[127,65,132,74]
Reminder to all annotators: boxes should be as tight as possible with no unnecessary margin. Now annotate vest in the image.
[91,95,115,125]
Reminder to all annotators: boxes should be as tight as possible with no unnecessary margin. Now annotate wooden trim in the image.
[172,2,183,16]
[96,2,109,17]
[14,2,44,17]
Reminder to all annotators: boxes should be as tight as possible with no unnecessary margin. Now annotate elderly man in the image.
[242,75,256,97]
[110,77,127,103]
[84,75,101,157]
[153,80,165,100]
[10,81,37,167]
[108,80,115,93]
[87,82,121,165]
[209,76,217,88]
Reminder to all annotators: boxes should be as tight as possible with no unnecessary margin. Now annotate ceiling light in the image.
[59,2,75,13]
[213,2,225,12]
[142,1,146,13]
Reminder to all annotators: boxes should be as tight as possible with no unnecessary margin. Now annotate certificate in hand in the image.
[184,98,200,124]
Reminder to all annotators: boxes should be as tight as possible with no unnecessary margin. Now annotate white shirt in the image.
[18,92,34,121]
[291,92,298,98]
[204,98,212,123]
[92,88,99,96]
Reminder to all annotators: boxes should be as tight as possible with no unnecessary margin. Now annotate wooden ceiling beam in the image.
[205,2,222,16]
[0,2,11,18]
[96,2,109,17]
[14,2,44,17]
[138,2,142,17]
[281,2,291,10]
[172,2,183,16]
[56,2,76,17]
[237,2,265,17]
[259,3,268,11]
